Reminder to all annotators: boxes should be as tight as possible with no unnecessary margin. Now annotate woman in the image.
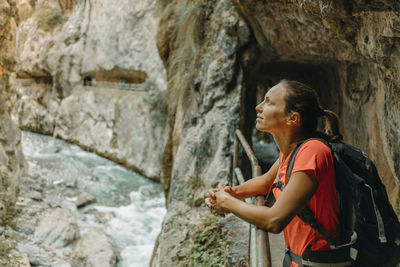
[205,80,350,267]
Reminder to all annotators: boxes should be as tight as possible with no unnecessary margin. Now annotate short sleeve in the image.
[291,140,333,183]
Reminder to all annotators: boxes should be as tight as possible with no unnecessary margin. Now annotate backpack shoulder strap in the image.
[286,138,337,246]
[299,206,337,246]
[271,154,285,190]
[285,141,304,184]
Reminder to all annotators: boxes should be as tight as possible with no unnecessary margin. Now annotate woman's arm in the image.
[231,159,279,199]
[205,159,278,200]
[214,170,319,233]
[205,159,278,216]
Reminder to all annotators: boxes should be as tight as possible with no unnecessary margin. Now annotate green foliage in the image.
[0,236,15,262]
[32,7,67,32]
[180,216,227,267]
[0,170,20,228]
[0,224,17,265]
[0,200,19,228]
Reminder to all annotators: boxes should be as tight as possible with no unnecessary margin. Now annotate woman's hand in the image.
[212,189,232,215]
[205,187,218,199]
[205,185,235,217]
[222,186,236,198]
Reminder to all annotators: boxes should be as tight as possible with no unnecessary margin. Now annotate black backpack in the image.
[278,138,400,266]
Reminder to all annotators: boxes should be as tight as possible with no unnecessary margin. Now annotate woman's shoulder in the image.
[293,139,334,177]
[299,139,332,155]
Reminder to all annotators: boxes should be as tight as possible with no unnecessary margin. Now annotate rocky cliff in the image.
[152,0,253,265]
[154,0,400,266]
[0,0,25,263]
[11,0,168,181]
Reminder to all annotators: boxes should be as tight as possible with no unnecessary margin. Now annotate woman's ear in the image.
[286,112,301,125]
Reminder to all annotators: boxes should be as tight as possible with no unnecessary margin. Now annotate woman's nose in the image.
[255,103,262,113]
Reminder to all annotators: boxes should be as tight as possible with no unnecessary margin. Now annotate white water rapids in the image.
[21,131,166,267]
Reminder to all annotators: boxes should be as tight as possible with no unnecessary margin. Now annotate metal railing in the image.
[233,129,272,267]
[83,81,148,91]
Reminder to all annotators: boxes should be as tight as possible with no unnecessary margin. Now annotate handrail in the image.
[233,129,272,267]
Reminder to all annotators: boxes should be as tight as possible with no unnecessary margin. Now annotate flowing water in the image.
[21,131,166,267]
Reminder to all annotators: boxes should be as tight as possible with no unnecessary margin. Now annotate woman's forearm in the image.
[233,160,278,199]
[233,175,272,199]
[221,195,282,233]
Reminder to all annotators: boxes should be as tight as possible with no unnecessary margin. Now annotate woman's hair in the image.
[279,79,343,141]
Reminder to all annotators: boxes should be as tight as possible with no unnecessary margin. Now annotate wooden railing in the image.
[233,129,272,267]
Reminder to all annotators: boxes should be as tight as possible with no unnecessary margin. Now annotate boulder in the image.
[72,228,116,267]
[34,208,80,248]
[17,243,55,266]
[74,191,96,208]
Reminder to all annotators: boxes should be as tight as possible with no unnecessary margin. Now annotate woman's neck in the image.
[273,130,307,159]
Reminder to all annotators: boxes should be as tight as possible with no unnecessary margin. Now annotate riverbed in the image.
[20,131,166,266]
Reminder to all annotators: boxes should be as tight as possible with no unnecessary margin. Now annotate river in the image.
[21,131,166,267]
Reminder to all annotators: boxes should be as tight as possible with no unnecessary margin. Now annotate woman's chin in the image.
[255,124,264,131]
[255,125,270,133]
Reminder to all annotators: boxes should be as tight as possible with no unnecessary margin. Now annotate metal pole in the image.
[234,130,272,267]
[235,130,259,169]
[233,135,238,187]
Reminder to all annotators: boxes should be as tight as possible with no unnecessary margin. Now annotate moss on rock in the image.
[180,215,227,267]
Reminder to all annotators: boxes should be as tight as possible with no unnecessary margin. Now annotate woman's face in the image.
[255,84,289,134]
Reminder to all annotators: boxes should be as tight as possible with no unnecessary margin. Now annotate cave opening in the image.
[240,61,341,176]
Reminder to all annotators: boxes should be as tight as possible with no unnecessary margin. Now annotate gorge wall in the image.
[11,0,168,181]
[0,0,25,263]
[152,0,252,265]
[0,0,24,227]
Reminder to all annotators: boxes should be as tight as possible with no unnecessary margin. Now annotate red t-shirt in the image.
[272,140,341,267]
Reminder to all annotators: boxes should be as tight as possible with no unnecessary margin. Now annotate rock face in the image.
[15,0,166,96]
[72,228,117,267]
[0,0,24,225]
[53,86,167,180]
[154,0,400,266]
[0,1,25,264]
[11,0,168,180]
[11,81,57,134]
[152,0,252,265]
[0,92,23,222]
